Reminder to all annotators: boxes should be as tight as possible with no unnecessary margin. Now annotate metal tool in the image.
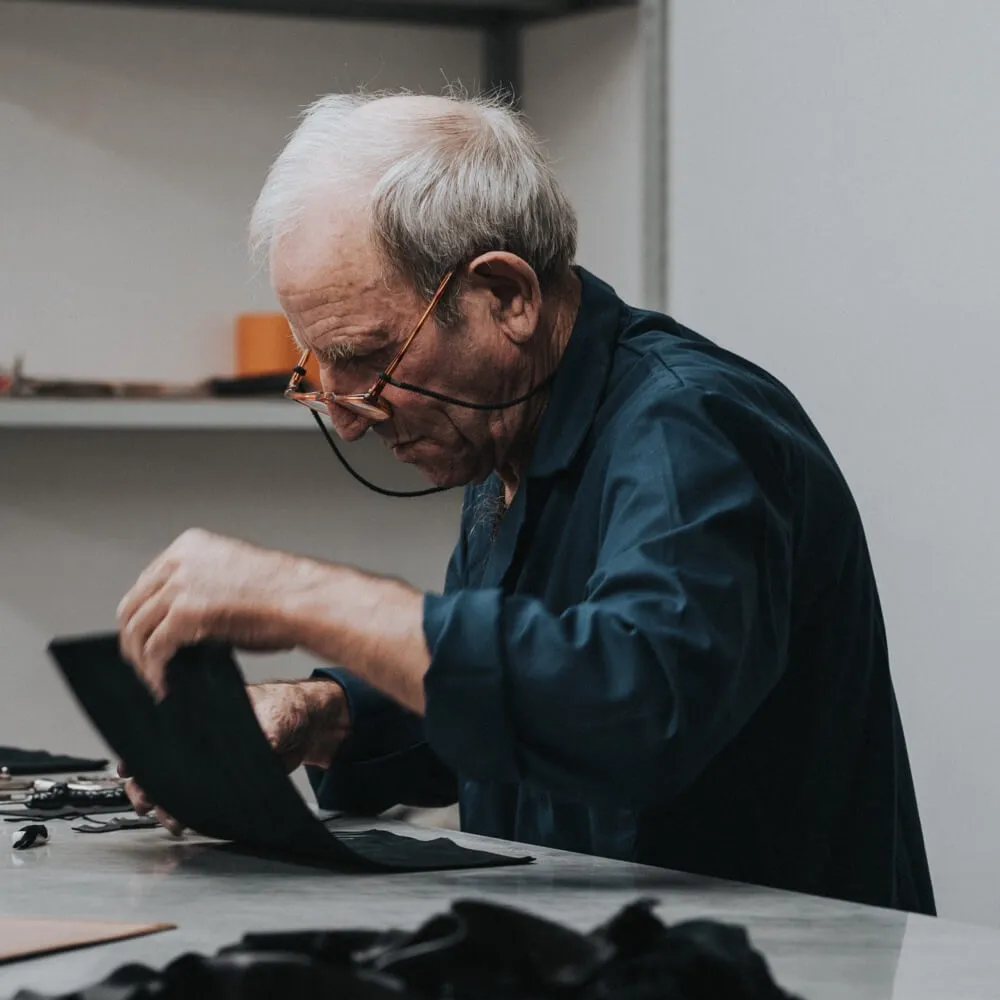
[0,777,128,808]
[0,777,38,798]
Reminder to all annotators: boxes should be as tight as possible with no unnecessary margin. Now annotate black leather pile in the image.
[13,899,803,1000]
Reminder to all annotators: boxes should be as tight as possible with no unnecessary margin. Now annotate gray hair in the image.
[249,90,578,324]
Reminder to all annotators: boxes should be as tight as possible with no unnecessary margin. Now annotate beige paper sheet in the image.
[0,916,174,964]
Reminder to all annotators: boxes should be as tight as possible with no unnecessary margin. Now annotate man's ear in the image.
[465,252,541,344]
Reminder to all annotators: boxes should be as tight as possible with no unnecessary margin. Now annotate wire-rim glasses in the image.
[283,271,455,423]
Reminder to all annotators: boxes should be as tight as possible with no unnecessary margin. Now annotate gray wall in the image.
[669,0,1000,923]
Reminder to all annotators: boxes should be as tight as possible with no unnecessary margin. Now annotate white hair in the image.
[249,90,578,324]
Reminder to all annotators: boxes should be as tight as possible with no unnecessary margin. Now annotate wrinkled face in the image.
[272,207,526,488]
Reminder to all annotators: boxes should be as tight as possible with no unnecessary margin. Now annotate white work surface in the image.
[1,816,998,999]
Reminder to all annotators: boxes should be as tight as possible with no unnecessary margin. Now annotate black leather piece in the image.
[47,634,532,872]
[9,899,803,1000]
[72,816,161,834]
[1,805,135,821]
[0,747,107,777]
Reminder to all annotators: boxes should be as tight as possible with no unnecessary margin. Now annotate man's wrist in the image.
[275,557,431,714]
[276,558,352,653]
[300,678,350,770]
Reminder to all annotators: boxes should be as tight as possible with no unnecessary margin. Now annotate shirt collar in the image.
[527,268,625,479]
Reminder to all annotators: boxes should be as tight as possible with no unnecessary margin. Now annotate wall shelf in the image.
[0,399,314,431]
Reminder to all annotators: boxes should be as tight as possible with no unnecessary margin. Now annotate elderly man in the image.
[117,92,934,915]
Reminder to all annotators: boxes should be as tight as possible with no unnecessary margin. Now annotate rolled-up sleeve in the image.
[422,381,794,810]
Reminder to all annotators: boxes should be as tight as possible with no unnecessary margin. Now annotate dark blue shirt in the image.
[311,269,935,915]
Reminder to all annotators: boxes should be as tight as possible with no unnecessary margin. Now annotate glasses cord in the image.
[311,411,450,498]
[380,371,557,411]
[309,371,558,499]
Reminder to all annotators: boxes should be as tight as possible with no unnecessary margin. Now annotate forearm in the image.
[281,561,431,715]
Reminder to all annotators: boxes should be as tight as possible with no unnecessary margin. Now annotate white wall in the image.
[0,1,642,383]
[523,6,643,306]
[0,1,482,381]
[0,3,642,769]
[669,0,1000,924]
[0,1,478,756]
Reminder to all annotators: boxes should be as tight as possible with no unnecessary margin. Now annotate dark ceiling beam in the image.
[482,18,522,103]
[38,0,634,28]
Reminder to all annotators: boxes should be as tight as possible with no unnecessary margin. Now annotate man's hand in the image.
[120,678,349,836]
[117,528,324,698]
[118,525,431,713]
[247,678,351,772]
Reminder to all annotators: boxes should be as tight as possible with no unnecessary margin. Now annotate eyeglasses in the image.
[284,270,455,424]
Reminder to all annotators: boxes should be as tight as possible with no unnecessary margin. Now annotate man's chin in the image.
[414,463,473,489]
[390,439,485,489]
[406,455,477,490]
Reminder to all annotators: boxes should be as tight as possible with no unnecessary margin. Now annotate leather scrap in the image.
[47,634,532,873]
[2,805,135,822]
[72,816,161,834]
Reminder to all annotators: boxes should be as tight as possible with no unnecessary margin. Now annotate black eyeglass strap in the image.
[309,369,557,498]
[380,371,556,411]
[310,411,451,498]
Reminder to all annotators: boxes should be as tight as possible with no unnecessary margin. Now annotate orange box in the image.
[234,313,319,385]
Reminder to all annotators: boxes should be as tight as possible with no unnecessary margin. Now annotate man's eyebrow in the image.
[311,329,393,365]
[313,339,361,365]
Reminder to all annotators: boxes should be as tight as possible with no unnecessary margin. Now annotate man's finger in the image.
[140,610,196,699]
[118,579,170,673]
[116,760,131,778]
[154,807,185,838]
[121,585,172,676]
[124,778,152,815]
[117,559,171,634]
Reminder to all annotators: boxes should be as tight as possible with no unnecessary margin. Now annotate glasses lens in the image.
[297,397,331,415]
[294,395,391,423]
[337,397,392,422]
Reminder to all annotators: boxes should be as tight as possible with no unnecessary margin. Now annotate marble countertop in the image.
[1,815,997,1000]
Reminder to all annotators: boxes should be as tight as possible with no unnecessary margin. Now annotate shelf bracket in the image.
[482,18,522,105]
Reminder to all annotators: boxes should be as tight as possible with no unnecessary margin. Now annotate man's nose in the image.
[319,369,372,442]
[326,402,372,442]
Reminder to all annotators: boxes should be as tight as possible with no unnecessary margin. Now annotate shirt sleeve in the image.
[306,509,474,814]
[421,379,795,810]
[306,666,457,814]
